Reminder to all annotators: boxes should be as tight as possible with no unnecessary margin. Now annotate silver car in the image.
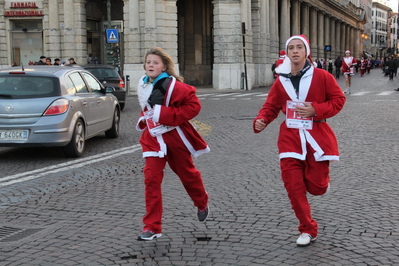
[0,66,120,157]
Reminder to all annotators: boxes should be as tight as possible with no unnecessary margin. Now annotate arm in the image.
[311,71,346,119]
[253,83,283,133]
[153,83,201,127]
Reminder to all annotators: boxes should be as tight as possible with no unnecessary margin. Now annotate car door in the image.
[68,72,98,137]
[81,72,114,135]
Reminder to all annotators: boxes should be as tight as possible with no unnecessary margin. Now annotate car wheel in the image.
[105,108,120,138]
[119,102,125,110]
[63,119,85,157]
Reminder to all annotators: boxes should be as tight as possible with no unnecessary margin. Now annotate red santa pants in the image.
[280,144,330,237]
[142,146,208,233]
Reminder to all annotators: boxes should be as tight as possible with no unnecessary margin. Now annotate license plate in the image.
[0,130,29,140]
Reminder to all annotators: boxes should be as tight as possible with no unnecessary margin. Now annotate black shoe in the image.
[137,230,162,241]
[395,88,399,91]
[197,206,210,222]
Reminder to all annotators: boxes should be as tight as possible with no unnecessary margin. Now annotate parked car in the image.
[0,66,120,157]
[82,65,128,110]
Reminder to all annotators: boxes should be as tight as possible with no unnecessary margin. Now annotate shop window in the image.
[10,20,43,66]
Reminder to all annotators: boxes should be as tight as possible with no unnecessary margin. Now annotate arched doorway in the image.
[177,0,213,86]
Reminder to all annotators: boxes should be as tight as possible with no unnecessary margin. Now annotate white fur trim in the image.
[152,105,161,123]
[275,56,292,74]
[137,75,153,110]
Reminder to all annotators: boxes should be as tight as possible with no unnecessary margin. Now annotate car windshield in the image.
[0,76,60,99]
[87,68,119,79]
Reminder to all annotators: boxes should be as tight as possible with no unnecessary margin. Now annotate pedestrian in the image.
[334,56,342,79]
[387,56,397,80]
[45,58,52,65]
[136,47,210,241]
[366,57,372,73]
[68,57,77,65]
[60,60,66,66]
[253,35,346,247]
[359,57,366,77]
[54,58,61,66]
[342,50,357,94]
[37,56,47,65]
[327,59,333,74]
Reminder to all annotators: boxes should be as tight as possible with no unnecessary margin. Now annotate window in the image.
[10,20,43,66]
[69,73,88,93]
[82,73,102,92]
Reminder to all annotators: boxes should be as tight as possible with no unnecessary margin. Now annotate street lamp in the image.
[361,33,369,57]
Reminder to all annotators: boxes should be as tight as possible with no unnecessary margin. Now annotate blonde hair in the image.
[143,47,184,82]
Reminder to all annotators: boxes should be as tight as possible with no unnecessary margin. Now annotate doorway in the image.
[177,0,213,86]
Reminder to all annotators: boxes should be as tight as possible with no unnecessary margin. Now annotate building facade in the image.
[0,0,368,92]
[371,1,392,58]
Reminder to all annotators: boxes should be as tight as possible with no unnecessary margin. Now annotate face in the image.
[287,39,307,65]
[345,52,350,57]
[145,54,167,81]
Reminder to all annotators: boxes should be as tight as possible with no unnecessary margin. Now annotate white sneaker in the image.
[296,233,317,247]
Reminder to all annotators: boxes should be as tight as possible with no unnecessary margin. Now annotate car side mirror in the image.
[105,86,115,93]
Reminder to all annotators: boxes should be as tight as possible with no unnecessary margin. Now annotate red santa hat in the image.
[345,50,351,54]
[279,50,286,60]
[275,35,313,74]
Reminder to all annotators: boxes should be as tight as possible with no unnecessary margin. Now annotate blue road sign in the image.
[106,29,119,43]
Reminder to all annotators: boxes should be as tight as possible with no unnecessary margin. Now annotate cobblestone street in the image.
[1,68,399,265]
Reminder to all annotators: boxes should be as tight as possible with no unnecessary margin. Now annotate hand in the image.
[294,103,316,118]
[255,119,267,131]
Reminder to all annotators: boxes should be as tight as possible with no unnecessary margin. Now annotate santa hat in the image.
[275,35,313,74]
[345,50,351,54]
[279,50,286,60]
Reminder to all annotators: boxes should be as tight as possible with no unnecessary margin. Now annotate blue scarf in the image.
[143,72,170,85]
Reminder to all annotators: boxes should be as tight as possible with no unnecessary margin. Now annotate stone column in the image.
[48,0,61,59]
[291,0,300,35]
[62,0,74,60]
[301,3,310,38]
[144,0,156,50]
[269,0,278,56]
[330,18,336,59]
[335,20,341,57]
[354,28,360,58]
[317,12,324,59]
[123,0,142,94]
[213,0,250,90]
[341,23,347,54]
[280,0,290,49]
[62,0,86,64]
[324,15,330,61]
[309,8,318,58]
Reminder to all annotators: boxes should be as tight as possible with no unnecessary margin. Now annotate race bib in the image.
[286,100,313,130]
[144,109,176,137]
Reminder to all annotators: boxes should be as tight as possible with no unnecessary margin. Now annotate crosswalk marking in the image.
[377,91,396,95]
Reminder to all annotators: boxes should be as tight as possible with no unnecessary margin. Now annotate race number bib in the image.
[286,100,313,130]
[144,109,176,137]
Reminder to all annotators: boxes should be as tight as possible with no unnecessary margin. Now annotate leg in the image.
[280,158,318,237]
[166,143,208,210]
[304,145,330,196]
[142,157,167,233]
[344,74,349,92]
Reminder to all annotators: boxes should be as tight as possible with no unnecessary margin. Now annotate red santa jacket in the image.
[253,67,346,161]
[341,56,357,74]
[136,76,210,158]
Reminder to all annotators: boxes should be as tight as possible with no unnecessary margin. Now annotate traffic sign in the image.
[106,29,119,43]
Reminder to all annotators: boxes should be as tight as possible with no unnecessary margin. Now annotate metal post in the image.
[242,22,248,91]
